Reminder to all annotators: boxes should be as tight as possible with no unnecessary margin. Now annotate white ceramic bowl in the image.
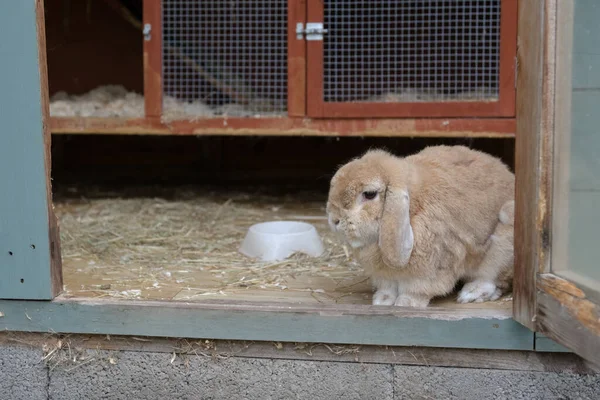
[239,221,325,262]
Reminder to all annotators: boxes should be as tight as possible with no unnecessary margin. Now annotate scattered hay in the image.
[2,332,372,369]
[293,343,361,358]
[55,188,362,300]
[42,339,105,372]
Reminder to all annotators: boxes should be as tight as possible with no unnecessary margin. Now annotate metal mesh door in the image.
[162,0,288,119]
[307,0,515,118]
[323,0,501,103]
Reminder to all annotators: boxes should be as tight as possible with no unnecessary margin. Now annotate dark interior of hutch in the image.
[46,0,515,309]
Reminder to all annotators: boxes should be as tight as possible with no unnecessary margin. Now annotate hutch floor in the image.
[54,187,512,310]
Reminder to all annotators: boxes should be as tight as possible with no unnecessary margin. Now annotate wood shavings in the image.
[161,96,286,122]
[50,85,144,118]
[49,85,287,120]
[367,88,497,103]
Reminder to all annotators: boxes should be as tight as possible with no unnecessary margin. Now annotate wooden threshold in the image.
[2,332,593,373]
[535,274,600,365]
[0,296,532,350]
[50,117,516,137]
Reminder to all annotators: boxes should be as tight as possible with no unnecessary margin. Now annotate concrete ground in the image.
[1,344,599,400]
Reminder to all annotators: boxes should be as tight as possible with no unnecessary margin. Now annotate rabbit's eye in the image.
[363,191,378,200]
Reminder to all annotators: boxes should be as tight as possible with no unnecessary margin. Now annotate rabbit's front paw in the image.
[457,280,502,304]
[373,289,397,306]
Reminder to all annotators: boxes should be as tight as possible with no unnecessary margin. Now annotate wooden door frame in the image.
[143,0,307,119]
[287,0,307,117]
[513,0,553,332]
[306,0,518,119]
[513,0,600,366]
[143,0,163,120]
[0,0,62,300]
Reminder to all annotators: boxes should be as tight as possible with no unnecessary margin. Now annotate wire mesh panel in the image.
[162,0,288,119]
[323,0,502,104]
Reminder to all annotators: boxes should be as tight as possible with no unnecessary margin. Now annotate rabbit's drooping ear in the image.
[378,188,414,268]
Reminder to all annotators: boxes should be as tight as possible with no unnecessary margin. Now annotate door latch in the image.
[143,23,152,41]
[296,23,328,41]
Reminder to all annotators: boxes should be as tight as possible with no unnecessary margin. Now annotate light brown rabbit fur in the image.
[326,145,515,307]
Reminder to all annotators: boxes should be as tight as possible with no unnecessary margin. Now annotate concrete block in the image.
[394,365,600,400]
[0,345,47,400]
[49,350,393,400]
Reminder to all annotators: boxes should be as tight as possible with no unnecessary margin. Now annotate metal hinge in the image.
[143,23,152,41]
[296,22,328,41]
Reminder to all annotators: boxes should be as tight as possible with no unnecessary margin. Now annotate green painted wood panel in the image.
[568,0,600,192]
[0,1,55,299]
[535,333,571,353]
[553,0,600,290]
[0,299,535,350]
[572,0,600,89]
[569,92,600,192]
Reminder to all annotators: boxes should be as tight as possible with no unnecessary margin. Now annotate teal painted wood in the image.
[552,1,600,290]
[0,299,535,350]
[535,333,572,353]
[572,0,600,89]
[0,2,55,299]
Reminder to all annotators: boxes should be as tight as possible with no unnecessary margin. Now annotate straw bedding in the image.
[54,188,363,300]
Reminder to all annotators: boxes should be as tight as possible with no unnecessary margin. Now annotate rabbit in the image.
[457,199,515,303]
[326,145,515,308]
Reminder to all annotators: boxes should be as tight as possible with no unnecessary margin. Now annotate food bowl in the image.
[239,221,325,262]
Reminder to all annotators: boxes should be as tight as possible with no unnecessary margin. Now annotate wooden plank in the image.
[37,0,63,297]
[536,274,600,366]
[513,0,556,329]
[524,1,600,366]
[318,100,513,119]
[535,333,571,353]
[49,116,516,137]
[0,0,62,299]
[287,0,306,117]
[497,0,519,117]
[4,332,595,373]
[305,0,325,117]
[143,0,162,118]
[537,0,557,273]
[0,297,533,350]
